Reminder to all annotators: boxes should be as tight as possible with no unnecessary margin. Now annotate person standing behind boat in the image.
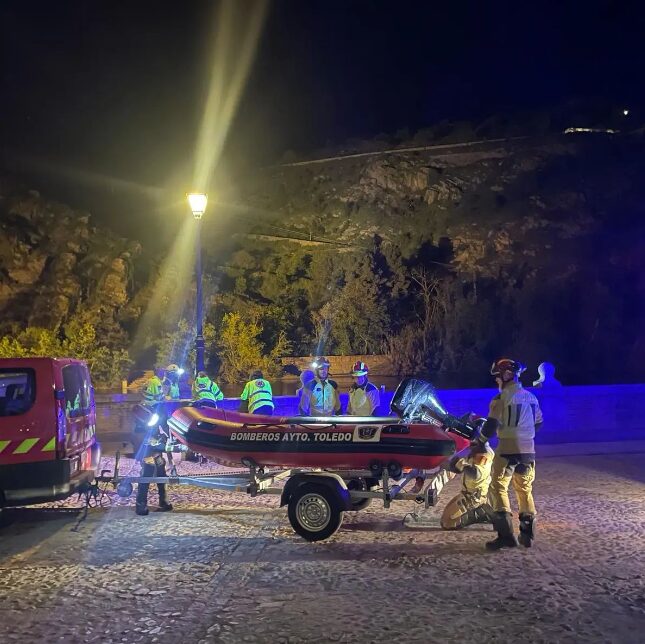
[143,368,165,407]
[192,371,224,407]
[298,356,340,416]
[162,364,181,400]
[347,361,380,416]
[240,370,274,415]
[295,369,315,398]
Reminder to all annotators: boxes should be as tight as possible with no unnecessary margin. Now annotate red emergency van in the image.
[0,357,100,507]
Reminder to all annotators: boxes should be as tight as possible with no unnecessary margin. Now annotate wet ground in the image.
[0,454,643,643]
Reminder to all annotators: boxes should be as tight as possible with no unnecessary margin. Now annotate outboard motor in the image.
[390,377,476,439]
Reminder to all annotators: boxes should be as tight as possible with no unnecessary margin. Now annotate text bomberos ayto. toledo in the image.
[230,431,354,442]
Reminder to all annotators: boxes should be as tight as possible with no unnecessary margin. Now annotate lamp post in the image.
[187,193,208,374]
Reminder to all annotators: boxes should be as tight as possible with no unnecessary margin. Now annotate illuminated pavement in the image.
[0,454,643,643]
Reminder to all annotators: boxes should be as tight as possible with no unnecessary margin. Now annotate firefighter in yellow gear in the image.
[440,436,494,529]
[162,364,181,400]
[298,356,340,416]
[142,369,165,406]
[192,371,224,406]
[239,370,274,415]
[347,361,380,416]
[479,358,543,550]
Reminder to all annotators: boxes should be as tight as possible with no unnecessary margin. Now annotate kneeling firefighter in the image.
[477,358,543,550]
[135,422,173,516]
[440,432,494,529]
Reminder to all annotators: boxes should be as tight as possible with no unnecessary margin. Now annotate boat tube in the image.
[167,378,475,473]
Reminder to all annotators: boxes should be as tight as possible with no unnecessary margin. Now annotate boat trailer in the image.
[97,451,455,541]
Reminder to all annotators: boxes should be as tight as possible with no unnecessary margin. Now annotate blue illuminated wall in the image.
[217,384,645,444]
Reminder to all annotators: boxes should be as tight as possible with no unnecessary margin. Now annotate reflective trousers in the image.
[441,490,492,529]
[489,454,536,515]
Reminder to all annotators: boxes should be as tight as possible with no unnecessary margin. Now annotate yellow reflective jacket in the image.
[192,376,223,402]
[298,378,340,416]
[347,382,380,416]
[240,378,274,414]
[143,375,164,404]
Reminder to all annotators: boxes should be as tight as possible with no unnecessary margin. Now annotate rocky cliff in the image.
[226,132,645,383]
[2,128,644,385]
[0,177,144,339]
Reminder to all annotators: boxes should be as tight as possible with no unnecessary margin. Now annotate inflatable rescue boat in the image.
[167,378,475,474]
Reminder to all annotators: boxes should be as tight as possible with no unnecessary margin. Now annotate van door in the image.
[61,363,97,460]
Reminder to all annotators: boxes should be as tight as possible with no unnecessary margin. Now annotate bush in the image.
[0,322,132,388]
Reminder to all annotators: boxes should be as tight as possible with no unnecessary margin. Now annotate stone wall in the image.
[95,384,645,447]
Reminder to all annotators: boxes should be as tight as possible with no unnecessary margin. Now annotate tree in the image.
[217,312,291,383]
[0,320,132,388]
[155,319,218,371]
[314,255,391,355]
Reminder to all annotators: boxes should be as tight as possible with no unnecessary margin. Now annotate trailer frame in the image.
[96,450,454,541]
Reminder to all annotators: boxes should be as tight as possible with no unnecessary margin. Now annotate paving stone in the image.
[0,455,643,643]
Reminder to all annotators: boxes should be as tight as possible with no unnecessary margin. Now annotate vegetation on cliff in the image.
[1,113,644,386]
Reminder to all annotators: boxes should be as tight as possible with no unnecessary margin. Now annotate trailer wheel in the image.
[288,483,343,542]
[387,461,403,479]
[347,478,373,511]
[369,461,383,477]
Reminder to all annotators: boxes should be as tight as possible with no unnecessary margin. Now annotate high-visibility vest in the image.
[192,376,223,402]
[240,379,274,414]
[347,381,380,416]
[298,378,340,416]
[162,377,180,400]
[143,376,164,404]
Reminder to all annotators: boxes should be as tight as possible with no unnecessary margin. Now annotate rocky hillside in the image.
[0,177,146,341]
[224,132,645,384]
[1,126,644,385]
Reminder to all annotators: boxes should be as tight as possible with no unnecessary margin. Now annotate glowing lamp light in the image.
[177,367,185,376]
[147,413,160,427]
[187,193,208,219]
[623,108,630,116]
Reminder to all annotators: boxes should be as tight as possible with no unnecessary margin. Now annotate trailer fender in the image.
[281,473,352,511]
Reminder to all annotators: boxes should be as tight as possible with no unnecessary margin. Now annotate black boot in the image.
[136,503,149,516]
[157,485,173,512]
[518,513,535,547]
[486,512,518,550]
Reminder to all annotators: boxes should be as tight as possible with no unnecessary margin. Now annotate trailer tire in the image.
[387,461,403,479]
[347,477,374,511]
[288,483,343,542]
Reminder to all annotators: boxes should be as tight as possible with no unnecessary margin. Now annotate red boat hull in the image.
[168,407,469,470]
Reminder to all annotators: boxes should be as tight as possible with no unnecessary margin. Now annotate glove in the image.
[445,455,466,473]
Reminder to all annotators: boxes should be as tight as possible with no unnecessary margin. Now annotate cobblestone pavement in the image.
[0,454,643,643]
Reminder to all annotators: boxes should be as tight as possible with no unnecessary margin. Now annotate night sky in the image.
[1,0,644,233]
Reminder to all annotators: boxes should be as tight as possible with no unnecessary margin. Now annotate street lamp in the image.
[187,192,208,373]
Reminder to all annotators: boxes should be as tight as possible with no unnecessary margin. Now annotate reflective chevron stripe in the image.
[13,438,39,454]
[0,440,10,454]
[42,437,56,452]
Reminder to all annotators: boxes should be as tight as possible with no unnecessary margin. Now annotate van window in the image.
[0,369,36,417]
[62,364,91,418]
